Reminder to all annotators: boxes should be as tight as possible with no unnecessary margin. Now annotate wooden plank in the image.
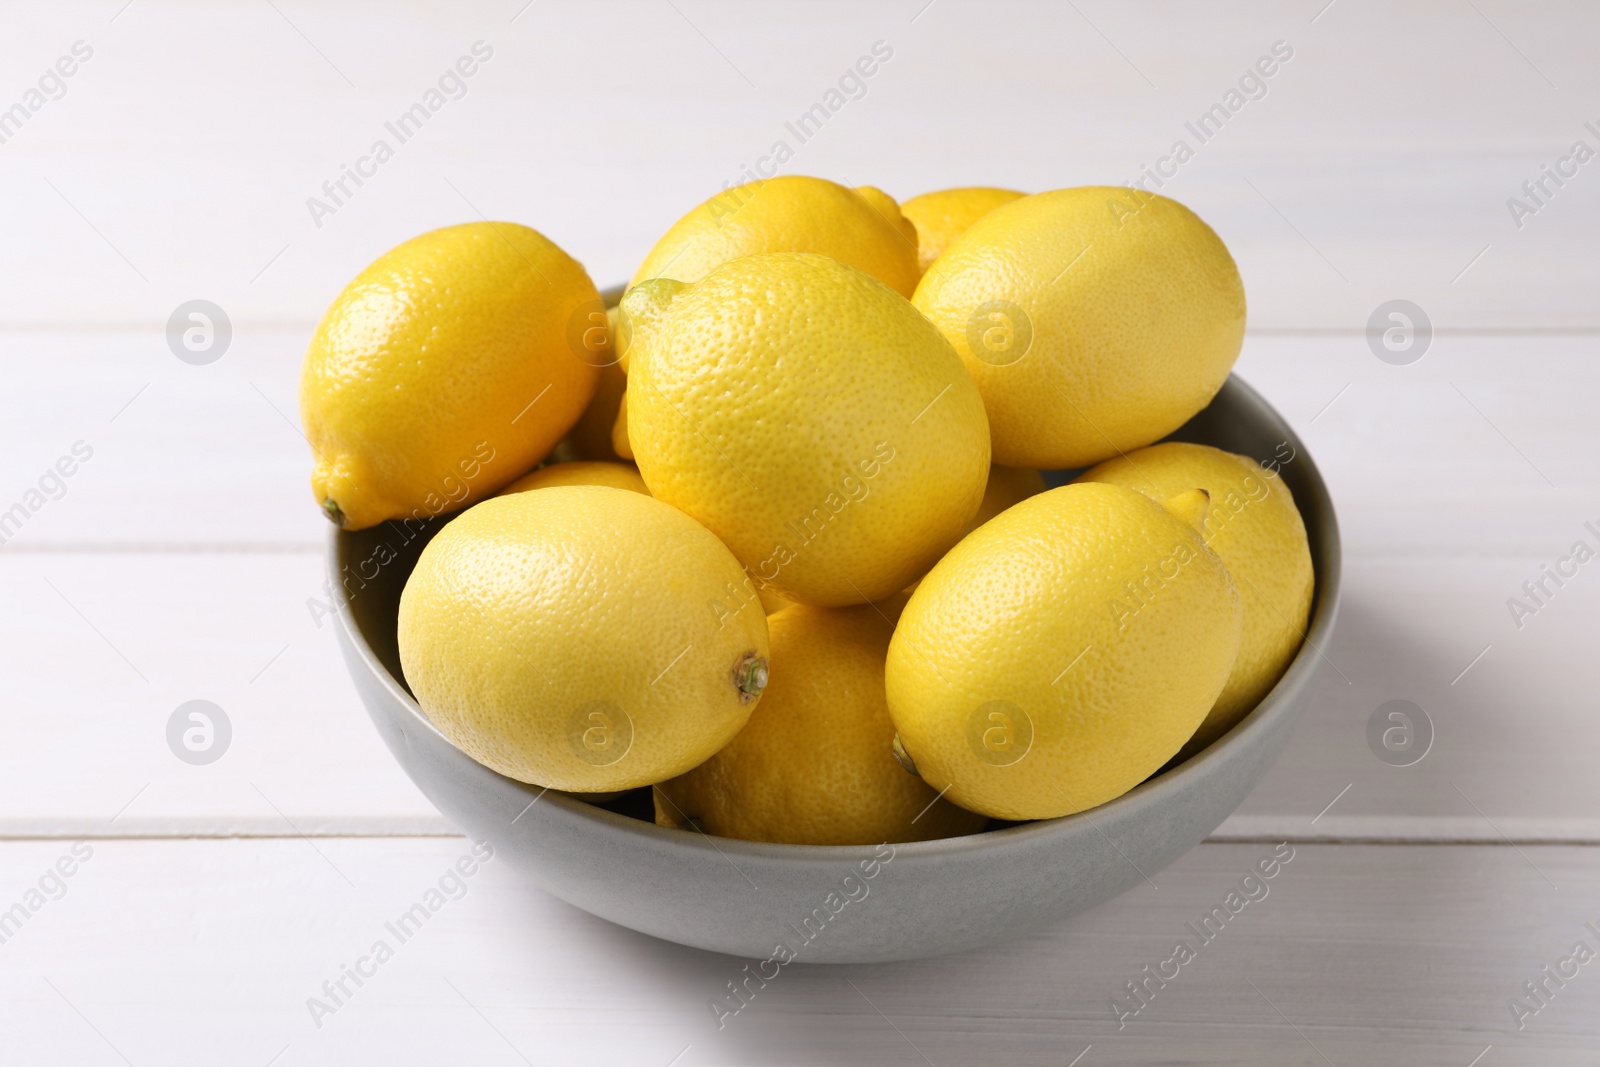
[0,837,1594,1064]
[0,2,1596,330]
[0,551,446,833]
[0,4,1594,838]
[0,327,323,549]
[0,546,1594,838]
[0,328,1593,553]
[1218,549,1600,842]
[1230,333,1597,558]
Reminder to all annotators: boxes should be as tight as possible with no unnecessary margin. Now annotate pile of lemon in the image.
[299,176,1313,845]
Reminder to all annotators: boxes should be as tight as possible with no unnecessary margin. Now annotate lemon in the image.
[886,482,1241,821]
[608,296,670,461]
[900,467,1042,594]
[499,460,648,496]
[900,186,1025,273]
[756,586,794,615]
[397,486,769,792]
[610,388,633,460]
[609,276,706,466]
[970,464,1046,531]
[1078,442,1312,751]
[630,175,921,298]
[854,184,922,254]
[656,602,986,845]
[912,187,1245,469]
[300,222,603,530]
[624,252,991,605]
[560,360,628,462]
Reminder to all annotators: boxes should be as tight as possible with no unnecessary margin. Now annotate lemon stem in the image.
[891,734,920,778]
[321,498,346,527]
[732,652,769,703]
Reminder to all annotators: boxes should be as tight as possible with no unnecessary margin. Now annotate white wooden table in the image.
[3,1,1598,1062]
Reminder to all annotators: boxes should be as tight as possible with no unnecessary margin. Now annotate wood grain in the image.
[0,838,1594,1065]
[0,539,1594,839]
[0,1,1597,331]
[2,2,1598,1058]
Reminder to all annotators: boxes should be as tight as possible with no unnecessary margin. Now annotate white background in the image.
[0,1,1596,1063]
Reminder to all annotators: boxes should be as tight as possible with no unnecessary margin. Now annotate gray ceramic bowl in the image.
[330,372,1339,963]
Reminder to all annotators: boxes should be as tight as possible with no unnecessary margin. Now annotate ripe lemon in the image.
[396,486,770,792]
[656,602,986,845]
[630,175,921,297]
[912,187,1245,469]
[610,387,633,461]
[757,586,794,615]
[1078,442,1312,751]
[608,282,685,461]
[900,186,1025,273]
[300,222,603,530]
[499,460,648,496]
[624,253,991,605]
[854,184,922,254]
[900,466,1047,595]
[885,482,1241,821]
[560,360,628,462]
[970,464,1046,531]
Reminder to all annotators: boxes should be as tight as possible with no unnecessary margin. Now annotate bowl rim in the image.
[332,372,1341,864]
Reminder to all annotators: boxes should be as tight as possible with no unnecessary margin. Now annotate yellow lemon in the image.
[397,486,770,792]
[610,388,633,460]
[608,296,666,461]
[655,602,986,845]
[885,482,1241,821]
[970,464,1046,531]
[630,175,921,297]
[757,586,794,615]
[1078,442,1312,752]
[854,184,922,254]
[499,460,648,496]
[300,222,603,530]
[625,252,991,606]
[913,187,1245,469]
[560,360,629,463]
[899,466,1041,595]
[900,186,1025,273]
